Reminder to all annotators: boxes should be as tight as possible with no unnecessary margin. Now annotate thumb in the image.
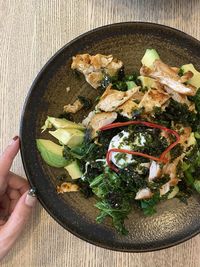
[0,190,37,259]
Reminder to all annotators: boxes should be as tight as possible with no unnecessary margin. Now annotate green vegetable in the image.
[141,49,160,68]
[181,64,200,88]
[192,88,200,114]
[64,160,83,179]
[42,116,85,131]
[182,145,200,190]
[170,144,183,162]
[193,180,200,193]
[153,99,197,129]
[36,139,69,168]
[140,192,160,216]
[167,186,179,199]
[95,199,131,235]
[126,81,137,90]
[137,76,155,90]
[49,128,84,148]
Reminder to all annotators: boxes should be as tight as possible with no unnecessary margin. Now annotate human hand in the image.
[0,136,37,260]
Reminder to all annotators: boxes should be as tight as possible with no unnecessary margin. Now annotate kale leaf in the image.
[153,99,196,129]
[95,199,131,235]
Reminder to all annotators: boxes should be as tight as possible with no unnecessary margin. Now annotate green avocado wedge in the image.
[64,160,83,179]
[36,139,69,168]
[41,117,85,132]
[141,49,160,68]
[49,128,84,148]
[138,76,155,89]
[181,64,200,88]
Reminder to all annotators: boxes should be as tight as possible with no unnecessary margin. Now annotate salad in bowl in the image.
[36,49,200,235]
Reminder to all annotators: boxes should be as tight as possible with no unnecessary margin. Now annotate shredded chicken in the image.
[64,99,83,113]
[163,157,182,183]
[164,85,192,106]
[138,88,170,113]
[71,54,123,88]
[89,111,117,137]
[96,85,140,112]
[57,182,79,194]
[148,161,162,182]
[135,188,153,200]
[140,59,196,96]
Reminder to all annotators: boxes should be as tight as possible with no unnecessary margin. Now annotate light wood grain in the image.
[1,0,200,266]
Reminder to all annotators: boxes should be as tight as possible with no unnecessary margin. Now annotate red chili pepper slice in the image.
[106,148,168,173]
[100,121,180,172]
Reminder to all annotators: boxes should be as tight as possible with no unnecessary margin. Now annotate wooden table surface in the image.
[1,0,200,266]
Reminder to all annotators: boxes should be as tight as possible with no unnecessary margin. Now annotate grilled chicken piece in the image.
[96,85,140,112]
[116,87,144,118]
[71,54,123,89]
[164,86,191,105]
[82,110,96,127]
[148,161,162,182]
[161,156,181,197]
[140,59,196,96]
[138,88,170,113]
[57,182,79,193]
[135,188,153,200]
[64,99,83,113]
[116,99,138,118]
[89,111,117,137]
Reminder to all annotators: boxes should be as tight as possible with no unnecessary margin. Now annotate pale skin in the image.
[0,136,37,260]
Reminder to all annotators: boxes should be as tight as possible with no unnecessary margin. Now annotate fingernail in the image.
[25,189,37,207]
[13,136,19,141]
[9,136,19,146]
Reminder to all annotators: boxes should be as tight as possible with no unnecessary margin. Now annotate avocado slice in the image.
[65,160,83,179]
[36,139,68,168]
[167,185,179,199]
[125,81,137,90]
[49,128,84,148]
[42,116,85,132]
[181,64,200,88]
[138,76,155,89]
[141,49,160,68]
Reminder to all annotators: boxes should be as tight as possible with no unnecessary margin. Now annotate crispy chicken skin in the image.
[63,99,83,113]
[71,54,123,89]
[57,182,79,193]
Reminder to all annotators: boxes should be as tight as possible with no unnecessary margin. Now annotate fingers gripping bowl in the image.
[20,22,200,252]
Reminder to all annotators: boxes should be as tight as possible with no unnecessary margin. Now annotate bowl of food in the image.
[20,22,200,252]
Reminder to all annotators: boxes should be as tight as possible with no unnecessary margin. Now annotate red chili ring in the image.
[100,121,180,172]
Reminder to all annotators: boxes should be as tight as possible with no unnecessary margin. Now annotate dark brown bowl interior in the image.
[20,22,200,252]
